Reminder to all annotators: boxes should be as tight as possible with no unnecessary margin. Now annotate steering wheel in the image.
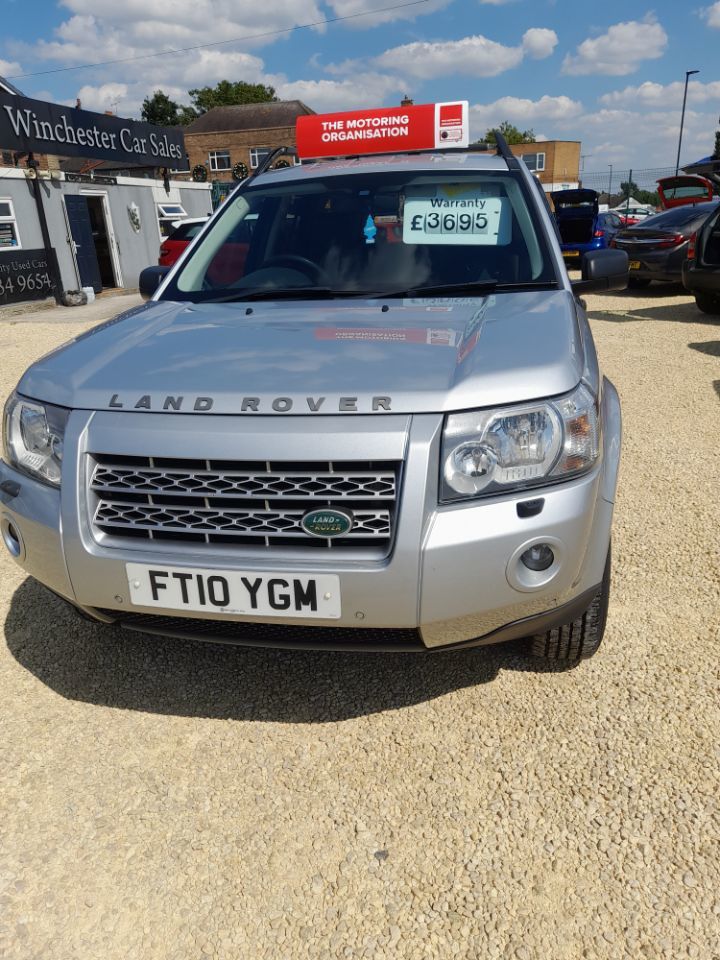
[261,255,327,284]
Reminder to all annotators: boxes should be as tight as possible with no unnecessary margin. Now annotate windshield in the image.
[161,169,559,302]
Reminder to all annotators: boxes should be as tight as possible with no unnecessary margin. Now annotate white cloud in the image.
[28,0,327,71]
[323,0,452,27]
[373,36,521,78]
[470,95,583,136]
[339,28,557,80]
[573,107,713,167]
[600,79,720,108]
[276,73,406,112]
[74,82,129,113]
[0,58,22,78]
[703,2,720,27]
[562,17,668,76]
[468,88,716,171]
[521,28,558,59]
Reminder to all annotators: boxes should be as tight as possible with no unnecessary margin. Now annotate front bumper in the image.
[1,381,621,651]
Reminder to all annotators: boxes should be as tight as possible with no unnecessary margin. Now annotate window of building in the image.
[249,147,271,170]
[522,153,546,172]
[0,198,21,250]
[157,202,188,238]
[209,150,232,172]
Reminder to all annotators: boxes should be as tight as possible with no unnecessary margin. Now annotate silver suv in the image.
[1,138,628,661]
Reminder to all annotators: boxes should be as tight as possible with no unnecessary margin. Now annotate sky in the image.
[2,0,720,175]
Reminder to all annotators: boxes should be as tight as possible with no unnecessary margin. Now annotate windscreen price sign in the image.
[296,101,469,159]
[403,186,510,245]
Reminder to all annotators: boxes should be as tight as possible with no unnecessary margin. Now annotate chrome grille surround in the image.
[88,455,400,552]
[91,465,396,500]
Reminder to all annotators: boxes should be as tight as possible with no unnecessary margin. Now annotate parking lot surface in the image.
[1,285,718,959]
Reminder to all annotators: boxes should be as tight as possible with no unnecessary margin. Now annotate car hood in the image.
[18,291,584,415]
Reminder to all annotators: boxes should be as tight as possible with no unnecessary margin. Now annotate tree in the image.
[619,179,640,199]
[714,130,720,160]
[483,121,536,145]
[141,90,189,126]
[188,81,277,115]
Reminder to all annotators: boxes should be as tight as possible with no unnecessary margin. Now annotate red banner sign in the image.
[296,101,469,160]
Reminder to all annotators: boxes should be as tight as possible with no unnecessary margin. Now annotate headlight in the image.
[441,383,599,501]
[2,393,69,487]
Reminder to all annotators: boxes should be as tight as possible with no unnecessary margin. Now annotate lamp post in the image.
[608,164,613,201]
[676,69,699,175]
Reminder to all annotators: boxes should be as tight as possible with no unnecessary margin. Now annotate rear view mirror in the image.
[571,249,628,295]
[139,266,170,301]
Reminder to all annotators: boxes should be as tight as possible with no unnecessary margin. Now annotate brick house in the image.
[509,141,581,193]
[182,101,315,182]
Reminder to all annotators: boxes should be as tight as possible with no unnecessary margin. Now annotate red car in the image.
[159,216,256,285]
[158,218,208,266]
[657,175,715,210]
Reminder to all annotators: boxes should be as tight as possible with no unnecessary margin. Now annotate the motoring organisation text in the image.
[320,114,410,143]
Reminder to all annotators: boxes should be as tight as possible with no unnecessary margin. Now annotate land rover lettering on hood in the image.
[0,104,627,661]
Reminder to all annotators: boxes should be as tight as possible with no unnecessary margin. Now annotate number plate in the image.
[126,563,341,619]
[564,250,580,257]
[629,260,642,270]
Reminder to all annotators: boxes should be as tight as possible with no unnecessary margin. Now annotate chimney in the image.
[400,95,413,106]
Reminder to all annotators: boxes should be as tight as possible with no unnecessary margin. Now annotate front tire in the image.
[695,292,720,315]
[531,547,611,663]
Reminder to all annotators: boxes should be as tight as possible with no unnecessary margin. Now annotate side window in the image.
[0,198,21,250]
[209,150,231,172]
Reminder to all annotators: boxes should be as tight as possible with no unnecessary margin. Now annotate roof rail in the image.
[244,145,298,184]
[492,130,521,170]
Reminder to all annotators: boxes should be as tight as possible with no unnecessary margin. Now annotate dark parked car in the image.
[611,201,720,287]
[552,189,622,264]
[682,203,720,314]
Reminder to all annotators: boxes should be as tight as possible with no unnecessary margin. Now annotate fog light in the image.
[521,543,554,571]
[1,517,23,559]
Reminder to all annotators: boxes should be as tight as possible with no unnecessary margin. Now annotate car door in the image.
[699,206,720,268]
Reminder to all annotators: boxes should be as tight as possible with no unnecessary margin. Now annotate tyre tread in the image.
[531,547,611,663]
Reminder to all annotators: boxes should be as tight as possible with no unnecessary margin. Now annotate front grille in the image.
[105,611,423,651]
[89,455,401,552]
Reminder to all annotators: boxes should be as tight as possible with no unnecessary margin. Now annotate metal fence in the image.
[579,166,676,205]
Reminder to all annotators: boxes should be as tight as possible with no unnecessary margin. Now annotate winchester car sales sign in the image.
[296,101,469,159]
[0,91,188,169]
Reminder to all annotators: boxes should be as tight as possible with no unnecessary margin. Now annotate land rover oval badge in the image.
[301,508,353,538]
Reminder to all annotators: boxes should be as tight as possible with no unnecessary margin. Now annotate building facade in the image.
[182,101,315,183]
[510,141,581,192]
[0,166,210,305]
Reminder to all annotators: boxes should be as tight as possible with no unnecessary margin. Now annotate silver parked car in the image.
[0,137,627,662]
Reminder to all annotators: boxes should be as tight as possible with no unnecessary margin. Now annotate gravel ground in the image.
[1,284,718,960]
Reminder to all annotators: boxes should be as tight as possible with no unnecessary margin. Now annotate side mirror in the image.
[139,266,170,301]
[571,249,629,295]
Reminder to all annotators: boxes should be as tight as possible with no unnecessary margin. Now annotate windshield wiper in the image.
[206,286,337,303]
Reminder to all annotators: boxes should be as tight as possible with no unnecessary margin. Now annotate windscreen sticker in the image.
[402,185,510,246]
